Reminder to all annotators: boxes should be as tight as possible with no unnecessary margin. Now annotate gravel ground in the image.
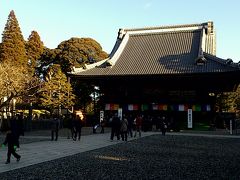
[0,134,240,180]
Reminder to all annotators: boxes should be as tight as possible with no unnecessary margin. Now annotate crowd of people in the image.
[0,111,169,165]
[0,111,85,164]
[65,113,84,141]
[109,113,168,141]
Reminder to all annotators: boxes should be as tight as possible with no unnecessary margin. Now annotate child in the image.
[1,129,21,164]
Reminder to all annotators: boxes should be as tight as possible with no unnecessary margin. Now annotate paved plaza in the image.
[0,129,240,179]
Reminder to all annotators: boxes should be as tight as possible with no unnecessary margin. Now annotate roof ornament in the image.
[105,60,112,67]
[226,58,233,65]
[207,21,214,34]
[195,56,207,65]
[237,61,240,69]
[195,48,207,65]
[117,29,125,40]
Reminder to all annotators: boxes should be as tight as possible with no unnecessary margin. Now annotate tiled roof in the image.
[71,23,240,77]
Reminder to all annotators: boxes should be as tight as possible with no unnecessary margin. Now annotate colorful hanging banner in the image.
[122,104,128,111]
[201,104,211,111]
[163,104,168,111]
[192,104,201,112]
[122,103,211,112]
[206,105,211,111]
[178,104,185,111]
[158,104,163,110]
[128,104,133,111]
[141,104,149,111]
[110,104,114,110]
[159,104,168,111]
[105,104,110,110]
[192,105,196,111]
[113,104,119,110]
[174,105,179,111]
[105,104,119,110]
[152,104,158,110]
[169,105,175,111]
[128,104,138,111]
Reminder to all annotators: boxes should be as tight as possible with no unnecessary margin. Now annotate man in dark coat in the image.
[110,114,121,140]
[1,129,21,164]
[10,117,19,149]
[51,115,60,141]
[127,114,134,138]
[74,115,83,141]
[14,113,25,150]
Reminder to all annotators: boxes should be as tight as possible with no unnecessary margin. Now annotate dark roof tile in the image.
[73,27,239,77]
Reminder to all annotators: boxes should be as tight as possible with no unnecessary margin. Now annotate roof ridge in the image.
[129,29,202,36]
[203,52,240,69]
[123,22,207,32]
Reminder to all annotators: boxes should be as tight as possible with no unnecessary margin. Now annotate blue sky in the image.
[0,0,239,62]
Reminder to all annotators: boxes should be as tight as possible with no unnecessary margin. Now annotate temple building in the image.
[70,22,240,130]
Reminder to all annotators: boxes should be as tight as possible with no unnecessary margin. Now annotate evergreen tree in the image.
[56,37,108,74]
[36,47,60,79]
[40,64,75,114]
[216,85,240,113]
[0,10,27,67]
[72,81,95,112]
[26,30,44,74]
[233,85,240,114]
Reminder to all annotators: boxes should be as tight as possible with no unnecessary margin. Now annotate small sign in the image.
[118,108,122,120]
[3,96,7,119]
[230,119,233,135]
[100,111,104,122]
[187,109,192,128]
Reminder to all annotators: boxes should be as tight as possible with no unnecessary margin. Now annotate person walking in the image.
[71,115,77,140]
[1,128,21,164]
[120,115,128,141]
[134,114,142,138]
[51,115,60,141]
[67,114,74,139]
[17,113,24,136]
[100,118,105,134]
[10,117,20,150]
[127,114,134,138]
[74,115,83,141]
[110,113,121,140]
[161,116,167,136]
[14,113,25,151]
